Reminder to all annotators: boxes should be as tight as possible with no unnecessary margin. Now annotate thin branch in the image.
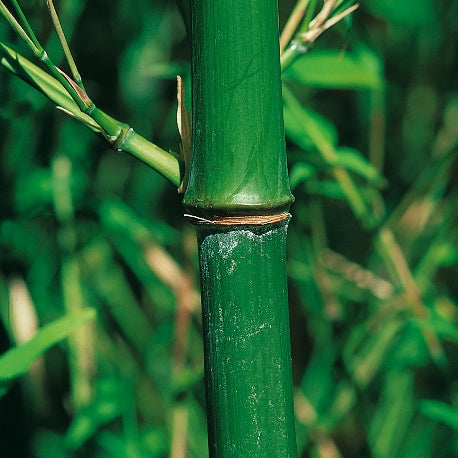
[1,43,182,186]
[281,2,359,70]
[0,1,40,55]
[9,0,41,49]
[46,0,85,89]
[300,4,359,45]
[309,0,337,30]
[300,0,319,33]
[376,228,446,366]
[280,0,310,55]
[0,1,90,112]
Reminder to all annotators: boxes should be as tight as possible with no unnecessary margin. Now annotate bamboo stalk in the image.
[185,1,297,455]
[196,220,297,456]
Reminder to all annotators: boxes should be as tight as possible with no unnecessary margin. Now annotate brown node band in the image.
[184,213,291,226]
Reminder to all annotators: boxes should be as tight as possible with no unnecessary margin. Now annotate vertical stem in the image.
[185,0,293,216]
[197,221,297,456]
[186,0,297,455]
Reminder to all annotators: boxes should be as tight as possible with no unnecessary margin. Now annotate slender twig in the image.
[0,1,90,112]
[309,0,337,30]
[46,0,85,89]
[9,0,41,48]
[280,0,310,54]
[281,2,359,70]
[300,0,319,33]
[0,43,182,185]
[322,249,394,300]
[1,2,133,147]
[0,2,182,185]
[300,4,359,45]
[0,1,40,54]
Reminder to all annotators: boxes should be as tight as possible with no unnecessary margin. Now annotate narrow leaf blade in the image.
[0,308,96,393]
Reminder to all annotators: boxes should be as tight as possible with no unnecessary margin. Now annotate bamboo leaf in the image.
[306,180,346,199]
[0,308,96,397]
[369,370,414,458]
[284,50,383,90]
[366,0,437,26]
[284,90,338,150]
[284,86,374,224]
[419,400,458,430]
[289,162,317,189]
[411,316,458,341]
[0,42,100,131]
[65,378,125,449]
[333,147,387,185]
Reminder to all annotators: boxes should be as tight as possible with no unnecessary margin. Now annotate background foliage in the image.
[0,0,457,457]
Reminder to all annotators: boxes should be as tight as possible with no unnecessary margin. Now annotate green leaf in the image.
[0,42,100,132]
[369,370,414,458]
[366,0,437,26]
[13,168,52,211]
[283,85,376,226]
[284,50,383,90]
[65,378,125,449]
[289,162,316,189]
[419,400,458,430]
[411,316,458,341]
[306,180,346,200]
[0,308,96,396]
[333,147,387,185]
[283,88,338,151]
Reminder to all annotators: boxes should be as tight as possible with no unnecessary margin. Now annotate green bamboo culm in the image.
[184,0,293,216]
[196,220,297,456]
[185,0,297,456]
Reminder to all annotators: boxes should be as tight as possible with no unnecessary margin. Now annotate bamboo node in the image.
[184,213,291,226]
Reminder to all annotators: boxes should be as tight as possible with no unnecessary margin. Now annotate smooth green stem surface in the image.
[184,0,293,216]
[197,221,297,457]
[121,129,181,187]
[281,40,308,71]
[186,1,297,454]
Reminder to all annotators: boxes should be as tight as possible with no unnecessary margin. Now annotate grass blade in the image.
[0,308,96,396]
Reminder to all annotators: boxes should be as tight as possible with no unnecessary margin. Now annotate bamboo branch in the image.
[376,228,446,366]
[280,0,310,54]
[0,1,91,112]
[0,1,182,182]
[281,1,359,70]
[46,0,85,89]
[300,4,359,45]
[0,43,181,186]
[8,0,41,48]
[0,1,40,53]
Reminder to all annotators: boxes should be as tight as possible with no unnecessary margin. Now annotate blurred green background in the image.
[0,1,457,457]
